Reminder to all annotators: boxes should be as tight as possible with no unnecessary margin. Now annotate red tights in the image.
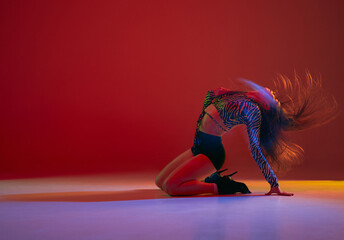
[155,149,218,196]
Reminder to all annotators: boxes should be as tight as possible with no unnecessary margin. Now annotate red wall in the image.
[1,0,343,180]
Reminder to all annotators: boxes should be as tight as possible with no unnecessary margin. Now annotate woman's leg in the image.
[162,154,218,196]
[155,148,194,189]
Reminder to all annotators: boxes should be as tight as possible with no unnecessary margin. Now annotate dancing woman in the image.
[155,72,337,196]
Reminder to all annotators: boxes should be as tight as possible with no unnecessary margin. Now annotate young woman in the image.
[155,72,338,196]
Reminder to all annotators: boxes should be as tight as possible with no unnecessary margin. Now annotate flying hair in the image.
[236,71,338,173]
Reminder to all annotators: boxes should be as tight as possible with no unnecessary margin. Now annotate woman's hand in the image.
[265,186,294,196]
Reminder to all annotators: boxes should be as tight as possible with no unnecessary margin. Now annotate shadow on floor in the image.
[0,189,267,202]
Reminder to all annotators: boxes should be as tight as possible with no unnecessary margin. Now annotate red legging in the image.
[155,149,219,196]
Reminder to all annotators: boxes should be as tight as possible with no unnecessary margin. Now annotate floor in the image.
[0,173,343,240]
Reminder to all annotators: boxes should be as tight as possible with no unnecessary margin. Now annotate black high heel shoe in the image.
[204,169,251,195]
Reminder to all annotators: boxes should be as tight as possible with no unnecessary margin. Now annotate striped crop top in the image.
[195,90,279,187]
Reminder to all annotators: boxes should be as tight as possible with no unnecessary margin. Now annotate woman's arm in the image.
[243,103,293,196]
[244,104,279,187]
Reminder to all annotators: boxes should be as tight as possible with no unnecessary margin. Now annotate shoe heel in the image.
[224,171,238,178]
[217,168,228,174]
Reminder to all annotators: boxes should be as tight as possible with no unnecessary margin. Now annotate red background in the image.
[1,0,343,180]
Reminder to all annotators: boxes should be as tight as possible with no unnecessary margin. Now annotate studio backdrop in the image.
[1,0,343,180]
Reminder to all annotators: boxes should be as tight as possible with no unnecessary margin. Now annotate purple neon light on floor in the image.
[1,173,343,240]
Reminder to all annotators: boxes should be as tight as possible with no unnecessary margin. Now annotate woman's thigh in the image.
[162,154,216,193]
[155,148,194,188]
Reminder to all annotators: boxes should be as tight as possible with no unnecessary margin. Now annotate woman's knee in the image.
[162,177,181,196]
[155,175,163,190]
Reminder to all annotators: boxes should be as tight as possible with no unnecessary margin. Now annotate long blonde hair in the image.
[262,71,339,172]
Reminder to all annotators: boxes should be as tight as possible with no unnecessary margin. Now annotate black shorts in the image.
[191,130,225,170]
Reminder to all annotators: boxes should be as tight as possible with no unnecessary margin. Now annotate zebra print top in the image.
[195,90,279,187]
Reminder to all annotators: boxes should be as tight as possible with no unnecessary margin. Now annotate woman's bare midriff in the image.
[199,104,228,137]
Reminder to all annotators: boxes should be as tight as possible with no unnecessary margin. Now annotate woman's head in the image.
[239,78,281,111]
